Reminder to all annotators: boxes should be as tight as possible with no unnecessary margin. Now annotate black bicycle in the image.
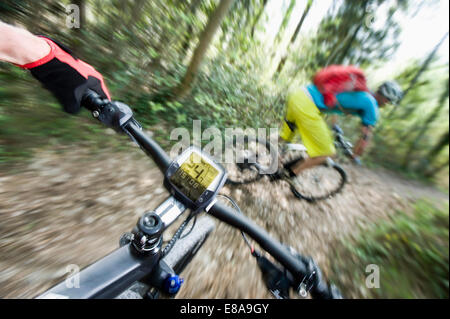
[223,127,355,202]
[35,90,342,300]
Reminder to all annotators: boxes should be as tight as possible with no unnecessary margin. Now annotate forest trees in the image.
[274,0,314,78]
[401,77,449,169]
[171,0,234,99]
[0,0,448,182]
[423,130,450,177]
[293,0,410,78]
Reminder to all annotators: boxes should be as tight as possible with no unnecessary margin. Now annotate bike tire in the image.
[224,135,278,185]
[116,216,215,299]
[287,161,347,202]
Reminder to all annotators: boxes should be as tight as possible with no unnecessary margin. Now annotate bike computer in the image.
[164,146,227,211]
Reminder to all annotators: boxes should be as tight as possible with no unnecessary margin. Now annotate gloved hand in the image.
[17,36,111,114]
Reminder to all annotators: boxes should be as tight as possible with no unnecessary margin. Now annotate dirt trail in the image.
[0,147,447,298]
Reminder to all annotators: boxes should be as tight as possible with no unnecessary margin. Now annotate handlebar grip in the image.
[332,124,344,135]
[82,89,108,111]
[81,90,172,172]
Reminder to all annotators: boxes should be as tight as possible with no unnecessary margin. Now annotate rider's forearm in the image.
[330,115,339,126]
[353,125,372,157]
[353,139,366,157]
[0,21,50,65]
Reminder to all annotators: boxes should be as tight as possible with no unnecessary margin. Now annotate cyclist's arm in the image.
[0,20,110,114]
[330,114,339,126]
[353,125,373,157]
[0,21,50,65]
[343,92,377,158]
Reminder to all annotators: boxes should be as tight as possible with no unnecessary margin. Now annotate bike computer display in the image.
[164,146,227,211]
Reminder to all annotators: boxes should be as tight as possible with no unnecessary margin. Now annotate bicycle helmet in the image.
[377,81,403,105]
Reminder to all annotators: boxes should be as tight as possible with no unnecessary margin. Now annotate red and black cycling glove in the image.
[17,36,111,114]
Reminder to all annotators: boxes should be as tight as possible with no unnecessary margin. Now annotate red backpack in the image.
[313,65,370,108]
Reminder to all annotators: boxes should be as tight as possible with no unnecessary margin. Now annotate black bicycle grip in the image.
[293,254,344,299]
[256,254,290,299]
[82,89,109,111]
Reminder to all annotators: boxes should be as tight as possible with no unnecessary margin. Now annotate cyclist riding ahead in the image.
[279,64,404,175]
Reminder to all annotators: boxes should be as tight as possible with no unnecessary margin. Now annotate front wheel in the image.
[287,160,347,202]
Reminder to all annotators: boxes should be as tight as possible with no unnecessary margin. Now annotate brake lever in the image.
[254,252,291,299]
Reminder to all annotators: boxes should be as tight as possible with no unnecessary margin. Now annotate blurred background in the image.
[0,0,448,299]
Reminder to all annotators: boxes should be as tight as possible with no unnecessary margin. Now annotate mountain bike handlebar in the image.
[333,124,355,159]
[79,89,341,299]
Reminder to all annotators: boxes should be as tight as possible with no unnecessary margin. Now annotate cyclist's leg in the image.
[280,93,298,143]
[286,89,335,174]
[292,155,328,174]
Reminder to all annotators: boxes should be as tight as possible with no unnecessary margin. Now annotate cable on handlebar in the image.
[161,213,195,258]
[216,195,295,299]
[217,194,255,254]
[179,215,197,240]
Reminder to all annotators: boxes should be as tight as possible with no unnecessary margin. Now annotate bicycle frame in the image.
[38,244,158,299]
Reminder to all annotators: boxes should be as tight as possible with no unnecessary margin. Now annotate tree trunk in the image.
[333,24,362,64]
[324,1,370,66]
[424,158,449,178]
[251,0,268,39]
[271,0,296,53]
[171,0,234,100]
[401,78,449,168]
[126,0,146,31]
[180,0,204,58]
[421,130,449,176]
[402,32,449,100]
[274,0,313,77]
[227,0,258,58]
[326,17,365,66]
[149,1,204,71]
[426,130,449,161]
[386,32,449,118]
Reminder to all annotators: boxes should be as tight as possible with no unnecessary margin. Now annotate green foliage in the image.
[289,0,410,78]
[370,61,449,180]
[331,200,449,298]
